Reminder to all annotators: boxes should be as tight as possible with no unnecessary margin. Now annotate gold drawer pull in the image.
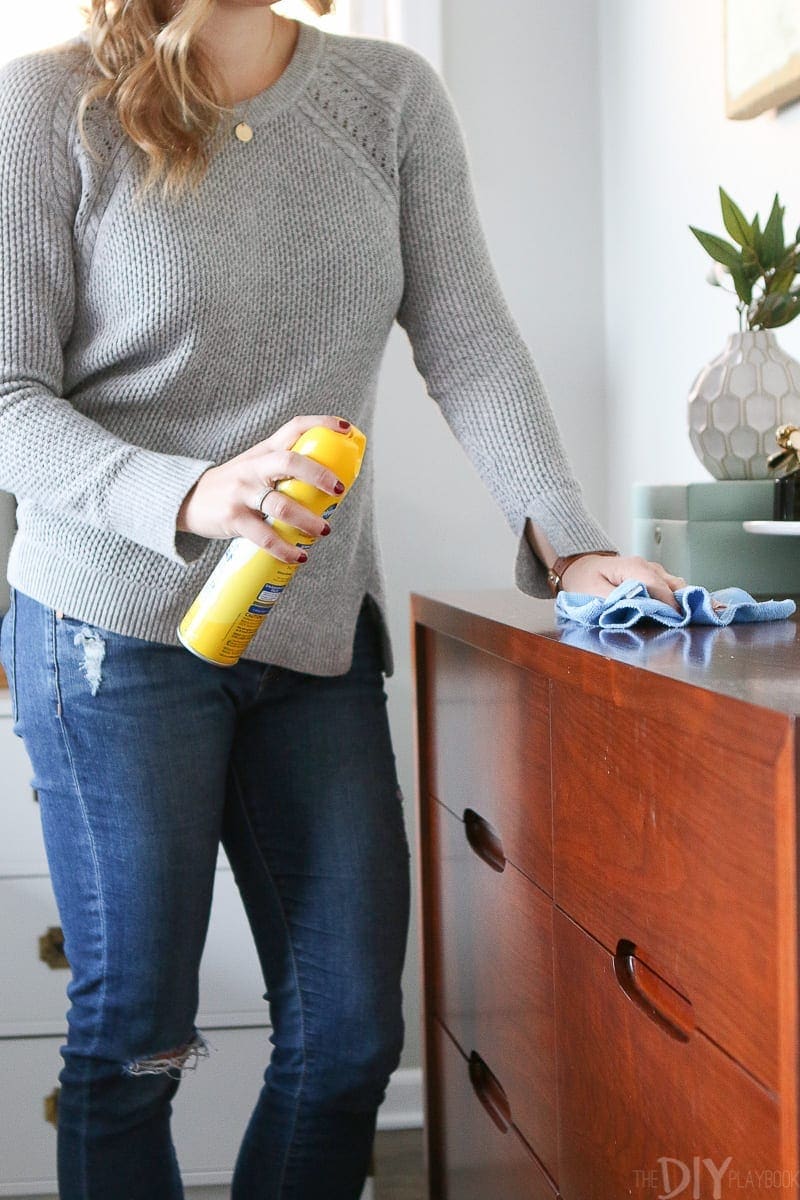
[44,1087,60,1127]
[467,1049,512,1132]
[613,938,695,1042]
[39,926,69,970]
[463,808,506,873]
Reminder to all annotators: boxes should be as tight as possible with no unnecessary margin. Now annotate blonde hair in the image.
[74,0,334,201]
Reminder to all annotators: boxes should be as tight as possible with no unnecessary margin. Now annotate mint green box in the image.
[632,481,800,596]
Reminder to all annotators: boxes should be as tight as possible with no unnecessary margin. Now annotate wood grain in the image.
[427,797,558,1179]
[551,677,787,1092]
[411,587,800,727]
[426,630,552,893]
[412,589,800,1199]
[554,908,781,1199]
[411,624,443,1200]
[430,1017,556,1200]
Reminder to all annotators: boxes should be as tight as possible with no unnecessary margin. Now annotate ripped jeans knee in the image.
[122,1029,212,1081]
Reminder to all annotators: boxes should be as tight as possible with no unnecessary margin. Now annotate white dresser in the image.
[0,679,375,1196]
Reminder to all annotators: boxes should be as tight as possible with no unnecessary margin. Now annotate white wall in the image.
[376,0,608,1072]
[599,0,800,545]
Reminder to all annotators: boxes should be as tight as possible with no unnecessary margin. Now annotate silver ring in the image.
[256,482,278,524]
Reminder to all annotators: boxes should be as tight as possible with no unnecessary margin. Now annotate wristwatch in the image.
[546,550,620,598]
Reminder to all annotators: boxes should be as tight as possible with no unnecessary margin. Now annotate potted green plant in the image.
[686,187,800,479]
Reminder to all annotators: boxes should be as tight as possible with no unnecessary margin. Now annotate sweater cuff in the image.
[514,486,621,599]
[107,449,216,566]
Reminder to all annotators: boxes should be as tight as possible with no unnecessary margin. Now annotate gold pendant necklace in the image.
[233,15,279,144]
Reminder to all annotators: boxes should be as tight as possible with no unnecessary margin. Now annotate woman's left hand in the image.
[560,554,687,612]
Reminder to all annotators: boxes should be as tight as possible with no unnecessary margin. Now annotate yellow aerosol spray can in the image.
[177,424,367,667]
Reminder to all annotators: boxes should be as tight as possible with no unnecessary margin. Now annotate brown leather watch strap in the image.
[546,549,620,597]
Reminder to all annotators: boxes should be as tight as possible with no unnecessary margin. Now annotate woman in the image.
[0,1,685,1197]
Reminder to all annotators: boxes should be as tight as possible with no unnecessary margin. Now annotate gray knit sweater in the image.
[0,20,619,678]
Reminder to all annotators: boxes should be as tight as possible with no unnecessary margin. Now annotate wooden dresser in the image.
[411,588,800,1200]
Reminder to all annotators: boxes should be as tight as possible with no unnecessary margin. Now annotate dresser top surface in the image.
[411,589,800,718]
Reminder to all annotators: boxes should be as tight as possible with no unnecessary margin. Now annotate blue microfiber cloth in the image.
[555,606,797,667]
[554,578,796,629]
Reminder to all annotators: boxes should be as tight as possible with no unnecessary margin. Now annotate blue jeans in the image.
[0,586,411,1199]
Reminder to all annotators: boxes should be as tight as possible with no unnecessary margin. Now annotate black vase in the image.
[773,473,800,519]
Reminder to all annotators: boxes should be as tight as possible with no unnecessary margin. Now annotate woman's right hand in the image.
[177,414,351,563]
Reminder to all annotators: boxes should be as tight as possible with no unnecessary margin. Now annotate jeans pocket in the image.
[0,586,19,724]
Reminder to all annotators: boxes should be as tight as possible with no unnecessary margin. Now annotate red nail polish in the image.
[334,481,345,494]
[339,419,351,429]
[298,552,308,562]
[321,525,331,536]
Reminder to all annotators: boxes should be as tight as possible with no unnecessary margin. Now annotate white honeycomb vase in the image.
[687,329,800,479]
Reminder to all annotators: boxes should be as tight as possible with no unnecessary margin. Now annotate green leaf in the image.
[719,186,754,249]
[761,193,786,269]
[729,263,753,304]
[752,291,800,328]
[766,262,795,295]
[689,225,743,270]
[771,297,800,327]
[767,308,799,329]
[742,244,761,272]
[776,245,798,271]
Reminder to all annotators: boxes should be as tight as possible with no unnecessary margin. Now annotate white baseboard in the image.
[373,1066,423,1130]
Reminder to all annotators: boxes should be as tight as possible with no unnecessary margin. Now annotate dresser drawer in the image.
[429,1017,557,1200]
[0,871,268,1036]
[551,680,785,1091]
[554,908,785,1200]
[0,1034,68,1193]
[0,713,49,875]
[173,1026,274,1185]
[0,1026,272,1193]
[0,714,230,875]
[426,795,557,1179]
[424,631,552,892]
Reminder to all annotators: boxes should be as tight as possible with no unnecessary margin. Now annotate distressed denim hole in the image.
[73,627,106,696]
[122,1029,212,1080]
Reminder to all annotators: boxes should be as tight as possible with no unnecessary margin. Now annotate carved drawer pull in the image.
[613,938,695,1042]
[468,1049,512,1132]
[39,925,69,970]
[463,808,506,872]
[44,1086,60,1127]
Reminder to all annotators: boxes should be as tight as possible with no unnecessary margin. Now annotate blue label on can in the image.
[254,583,284,603]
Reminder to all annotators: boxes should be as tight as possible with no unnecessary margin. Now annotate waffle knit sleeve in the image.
[0,55,215,567]
[394,56,620,598]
